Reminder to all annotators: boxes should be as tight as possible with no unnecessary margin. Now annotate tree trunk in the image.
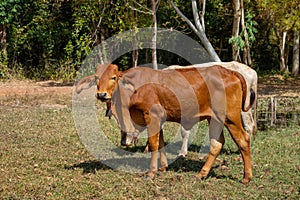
[200,0,206,33]
[145,48,149,64]
[240,0,252,66]
[240,0,245,62]
[279,31,288,73]
[0,24,7,63]
[232,0,241,61]
[151,0,158,70]
[292,30,300,77]
[285,42,290,69]
[98,31,106,64]
[219,36,223,58]
[132,30,138,68]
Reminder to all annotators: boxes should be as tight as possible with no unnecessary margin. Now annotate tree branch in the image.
[129,0,152,15]
[192,0,204,33]
[92,3,106,45]
[200,0,206,32]
[170,0,220,62]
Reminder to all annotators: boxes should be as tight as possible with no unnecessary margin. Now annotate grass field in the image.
[0,93,299,199]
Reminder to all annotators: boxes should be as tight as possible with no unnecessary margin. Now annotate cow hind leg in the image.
[145,104,167,179]
[196,120,225,179]
[178,126,190,157]
[226,123,252,185]
[146,130,168,178]
[147,132,159,179]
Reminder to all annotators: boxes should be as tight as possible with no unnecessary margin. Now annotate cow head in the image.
[76,63,140,146]
[76,64,120,102]
[95,64,119,102]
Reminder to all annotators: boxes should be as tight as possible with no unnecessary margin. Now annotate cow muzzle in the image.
[121,131,138,146]
[96,92,110,101]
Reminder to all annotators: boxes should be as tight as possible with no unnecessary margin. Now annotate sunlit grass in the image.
[0,95,299,199]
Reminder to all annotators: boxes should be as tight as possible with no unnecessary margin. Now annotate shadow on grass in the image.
[188,144,241,156]
[65,139,241,181]
[167,155,204,173]
[65,160,112,173]
[120,145,147,153]
[65,154,240,182]
[168,156,239,182]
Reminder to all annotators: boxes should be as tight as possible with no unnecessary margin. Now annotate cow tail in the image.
[252,85,258,139]
[234,71,256,112]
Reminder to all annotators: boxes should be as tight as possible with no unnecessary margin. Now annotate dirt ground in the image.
[0,80,73,97]
[258,75,300,97]
[0,75,299,104]
[0,80,73,107]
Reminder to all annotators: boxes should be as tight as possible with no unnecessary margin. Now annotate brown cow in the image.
[84,64,255,185]
[76,63,257,154]
[121,62,257,157]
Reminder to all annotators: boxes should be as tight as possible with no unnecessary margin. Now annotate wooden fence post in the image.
[270,97,277,126]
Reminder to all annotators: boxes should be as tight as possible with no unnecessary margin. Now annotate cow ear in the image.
[120,76,135,92]
[75,75,97,94]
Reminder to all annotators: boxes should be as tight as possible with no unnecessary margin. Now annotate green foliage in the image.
[256,0,300,31]
[0,0,24,78]
[245,13,258,45]
[0,62,9,79]
[205,0,233,61]
[0,0,299,80]
[229,36,245,50]
[3,0,74,80]
[0,0,22,25]
[229,12,258,51]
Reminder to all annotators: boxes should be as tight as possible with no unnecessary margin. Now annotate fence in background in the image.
[257,96,300,130]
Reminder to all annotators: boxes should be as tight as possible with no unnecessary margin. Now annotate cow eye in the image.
[112,76,117,80]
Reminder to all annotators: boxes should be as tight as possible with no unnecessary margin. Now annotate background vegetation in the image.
[0,0,299,80]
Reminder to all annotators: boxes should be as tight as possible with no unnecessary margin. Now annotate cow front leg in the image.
[158,130,168,172]
[196,122,225,179]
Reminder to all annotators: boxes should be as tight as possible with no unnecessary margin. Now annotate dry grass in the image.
[0,91,299,199]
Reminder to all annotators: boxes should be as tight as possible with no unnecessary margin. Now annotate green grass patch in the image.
[0,101,299,199]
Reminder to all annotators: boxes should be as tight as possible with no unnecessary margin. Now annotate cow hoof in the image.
[145,171,155,180]
[143,146,149,153]
[176,155,186,161]
[241,178,251,186]
[159,166,167,172]
[195,174,207,180]
[178,151,187,157]
[144,175,154,181]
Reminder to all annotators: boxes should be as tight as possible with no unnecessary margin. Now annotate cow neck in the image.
[106,70,123,119]
[105,101,112,119]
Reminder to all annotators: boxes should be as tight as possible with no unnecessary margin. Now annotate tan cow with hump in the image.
[165,62,257,156]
